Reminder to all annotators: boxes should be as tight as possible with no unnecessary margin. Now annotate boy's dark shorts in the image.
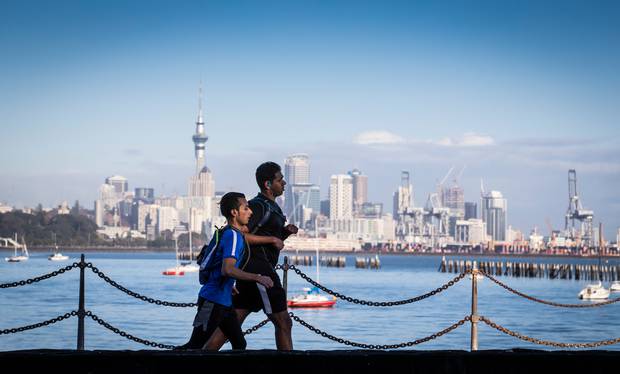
[233,272,287,314]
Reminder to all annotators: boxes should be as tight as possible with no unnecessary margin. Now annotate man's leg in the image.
[203,309,251,350]
[268,310,293,350]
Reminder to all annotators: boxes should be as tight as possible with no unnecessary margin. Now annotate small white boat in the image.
[178,261,199,273]
[610,281,620,292]
[578,281,610,300]
[48,246,68,261]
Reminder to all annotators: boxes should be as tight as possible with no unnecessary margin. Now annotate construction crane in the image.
[564,169,594,247]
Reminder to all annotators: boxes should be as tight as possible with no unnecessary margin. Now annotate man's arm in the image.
[245,233,284,250]
[221,258,273,288]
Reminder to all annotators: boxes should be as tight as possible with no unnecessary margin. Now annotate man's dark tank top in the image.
[244,193,287,269]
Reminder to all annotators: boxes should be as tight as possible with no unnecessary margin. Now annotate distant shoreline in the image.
[2,246,618,260]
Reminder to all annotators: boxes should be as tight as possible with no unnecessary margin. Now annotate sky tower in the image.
[192,86,208,175]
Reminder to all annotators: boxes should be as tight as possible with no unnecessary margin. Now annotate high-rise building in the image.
[481,190,507,241]
[348,169,368,216]
[284,154,310,184]
[284,154,310,218]
[105,175,128,195]
[288,184,321,228]
[134,188,155,204]
[329,174,353,220]
[157,206,179,234]
[465,202,477,220]
[442,184,464,215]
[393,171,413,217]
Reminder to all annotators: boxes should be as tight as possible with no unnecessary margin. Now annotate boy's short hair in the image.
[255,162,281,189]
[220,192,246,219]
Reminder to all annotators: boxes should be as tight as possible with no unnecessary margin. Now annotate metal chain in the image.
[479,316,620,348]
[0,311,77,335]
[86,311,176,349]
[0,263,79,289]
[480,270,620,308]
[287,264,469,306]
[86,263,197,307]
[243,319,270,335]
[289,311,470,349]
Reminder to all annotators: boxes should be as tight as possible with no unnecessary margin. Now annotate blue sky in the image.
[1,0,619,236]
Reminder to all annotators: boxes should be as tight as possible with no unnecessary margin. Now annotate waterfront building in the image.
[464,202,477,220]
[481,190,507,241]
[455,219,486,245]
[329,174,353,220]
[320,199,330,217]
[348,169,368,216]
[361,202,383,218]
[326,214,395,243]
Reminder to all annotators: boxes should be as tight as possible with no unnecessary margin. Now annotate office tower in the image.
[481,190,507,241]
[329,174,353,220]
[393,171,413,217]
[284,154,310,217]
[465,202,477,220]
[134,188,155,204]
[348,169,368,216]
[105,175,128,195]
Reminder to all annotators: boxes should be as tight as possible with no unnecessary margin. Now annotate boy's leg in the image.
[203,309,251,350]
[215,307,247,350]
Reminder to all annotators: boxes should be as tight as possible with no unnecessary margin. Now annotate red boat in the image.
[162,267,185,276]
[287,287,337,308]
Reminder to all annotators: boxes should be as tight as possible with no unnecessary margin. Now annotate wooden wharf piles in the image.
[355,256,381,269]
[289,255,347,268]
[439,257,620,281]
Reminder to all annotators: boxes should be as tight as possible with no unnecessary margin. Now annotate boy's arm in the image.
[221,258,273,288]
[245,233,284,250]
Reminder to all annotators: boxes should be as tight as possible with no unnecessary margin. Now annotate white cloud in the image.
[354,130,494,147]
[437,132,495,147]
[353,130,406,145]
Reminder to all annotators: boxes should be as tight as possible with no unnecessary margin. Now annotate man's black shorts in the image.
[233,268,287,314]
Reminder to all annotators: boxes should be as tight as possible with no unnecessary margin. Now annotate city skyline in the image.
[1,1,619,237]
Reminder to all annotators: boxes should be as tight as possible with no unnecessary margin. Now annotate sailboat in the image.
[178,224,199,273]
[5,234,29,262]
[287,244,336,308]
[48,246,69,261]
[162,237,185,276]
[48,234,68,261]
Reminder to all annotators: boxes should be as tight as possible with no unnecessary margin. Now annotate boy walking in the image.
[176,192,273,350]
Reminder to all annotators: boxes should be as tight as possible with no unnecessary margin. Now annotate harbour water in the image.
[1,251,619,351]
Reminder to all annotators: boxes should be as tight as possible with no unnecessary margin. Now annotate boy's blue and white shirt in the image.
[198,227,245,307]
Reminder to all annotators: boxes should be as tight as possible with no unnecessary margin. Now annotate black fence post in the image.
[77,253,86,350]
[283,256,289,295]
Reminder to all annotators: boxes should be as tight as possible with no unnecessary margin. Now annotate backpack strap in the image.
[251,197,272,234]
